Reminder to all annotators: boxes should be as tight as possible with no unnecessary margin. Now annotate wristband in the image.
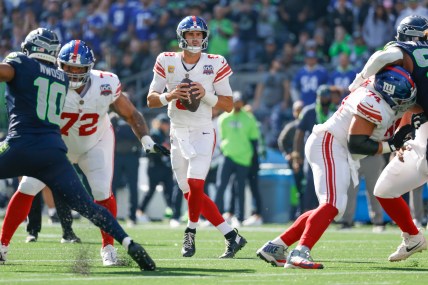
[203,93,219,107]
[141,135,155,148]
[381,141,395,154]
[159,93,169,106]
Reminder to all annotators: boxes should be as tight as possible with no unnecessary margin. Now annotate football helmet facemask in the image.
[21,28,60,65]
[396,15,428,42]
[57,40,95,89]
[176,16,209,53]
[374,66,417,112]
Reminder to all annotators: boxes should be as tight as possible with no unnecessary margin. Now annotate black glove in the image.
[411,112,428,129]
[388,124,415,150]
[153,143,170,156]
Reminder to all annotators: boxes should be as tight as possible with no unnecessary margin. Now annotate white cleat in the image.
[256,241,287,267]
[389,229,427,262]
[0,244,9,265]
[101,244,118,266]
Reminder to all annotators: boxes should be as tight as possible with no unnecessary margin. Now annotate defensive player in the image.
[257,66,417,269]
[146,15,247,258]
[349,15,428,262]
[0,28,156,271]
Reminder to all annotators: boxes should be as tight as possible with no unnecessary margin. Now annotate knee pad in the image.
[19,177,45,196]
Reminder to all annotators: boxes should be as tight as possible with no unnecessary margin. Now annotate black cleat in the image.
[128,241,156,271]
[219,229,247,258]
[181,231,196,257]
[61,231,82,244]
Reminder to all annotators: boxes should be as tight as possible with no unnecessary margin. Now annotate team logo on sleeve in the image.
[203,65,214,75]
[100,84,112,96]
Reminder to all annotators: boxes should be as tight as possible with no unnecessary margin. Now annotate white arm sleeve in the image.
[149,72,167,94]
[213,76,233,96]
[360,47,404,78]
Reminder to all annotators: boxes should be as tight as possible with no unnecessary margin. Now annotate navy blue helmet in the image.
[374,66,417,112]
[57,40,95,89]
[21,28,60,64]
[176,16,209,53]
[396,15,428,42]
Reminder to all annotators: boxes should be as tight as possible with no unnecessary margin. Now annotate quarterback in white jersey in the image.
[147,16,247,259]
[256,66,416,270]
[15,40,169,266]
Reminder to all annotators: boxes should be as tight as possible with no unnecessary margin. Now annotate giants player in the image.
[0,28,155,271]
[2,39,169,266]
[147,16,247,258]
[257,66,417,269]
[349,15,428,262]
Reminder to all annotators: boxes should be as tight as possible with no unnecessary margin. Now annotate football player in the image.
[257,66,417,269]
[349,15,428,262]
[0,33,163,270]
[146,15,247,258]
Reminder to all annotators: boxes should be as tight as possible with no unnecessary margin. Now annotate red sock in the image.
[299,203,338,249]
[280,209,314,246]
[95,194,117,247]
[187,178,204,223]
[377,197,418,235]
[184,192,225,226]
[1,192,34,246]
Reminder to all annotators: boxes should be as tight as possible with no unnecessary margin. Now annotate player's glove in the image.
[411,112,428,129]
[387,124,414,151]
[141,135,170,156]
[348,73,366,92]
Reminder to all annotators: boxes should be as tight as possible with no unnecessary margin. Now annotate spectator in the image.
[328,52,356,96]
[394,0,428,29]
[215,92,261,225]
[362,3,394,53]
[208,5,233,58]
[292,51,329,106]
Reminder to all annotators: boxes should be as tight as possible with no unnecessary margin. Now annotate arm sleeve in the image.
[149,72,167,94]
[360,47,403,79]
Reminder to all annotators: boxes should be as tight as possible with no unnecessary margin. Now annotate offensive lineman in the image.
[0,28,155,270]
[349,15,428,262]
[1,39,168,266]
[257,66,417,269]
[147,15,247,258]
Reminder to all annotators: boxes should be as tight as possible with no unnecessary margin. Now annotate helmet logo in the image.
[382,82,396,95]
[68,53,81,64]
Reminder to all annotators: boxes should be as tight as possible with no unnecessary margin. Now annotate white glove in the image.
[141,135,156,154]
[348,73,366,92]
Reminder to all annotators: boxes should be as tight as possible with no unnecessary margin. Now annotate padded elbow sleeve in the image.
[347,134,379,155]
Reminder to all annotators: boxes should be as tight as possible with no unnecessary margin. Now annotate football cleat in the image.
[256,241,287,266]
[61,231,81,244]
[101,244,118,266]
[0,244,8,265]
[25,234,38,243]
[388,229,427,262]
[181,231,196,257]
[219,229,247,258]
[127,241,156,271]
[284,249,324,269]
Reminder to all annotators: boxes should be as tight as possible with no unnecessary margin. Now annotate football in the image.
[179,77,201,112]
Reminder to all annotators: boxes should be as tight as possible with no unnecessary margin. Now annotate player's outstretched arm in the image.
[0,63,15,82]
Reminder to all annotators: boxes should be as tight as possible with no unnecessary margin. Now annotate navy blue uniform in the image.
[0,52,128,243]
[390,41,428,115]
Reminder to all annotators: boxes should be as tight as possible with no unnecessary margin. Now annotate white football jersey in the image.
[150,52,233,127]
[60,69,121,155]
[320,78,403,149]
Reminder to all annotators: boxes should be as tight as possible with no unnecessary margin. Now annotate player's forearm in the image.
[215,95,233,112]
[360,48,403,79]
[126,110,150,139]
[147,91,170,108]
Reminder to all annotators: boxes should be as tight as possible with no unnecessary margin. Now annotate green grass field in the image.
[1,220,428,285]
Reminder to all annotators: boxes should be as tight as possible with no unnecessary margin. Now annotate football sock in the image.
[217,222,234,236]
[377,197,419,235]
[299,203,338,249]
[122,236,132,251]
[184,192,226,227]
[224,229,237,240]
[272,237,288,248]
[187,178,205,224]
[95,195,118,247]
[1,192,34,246]
[279,209,314,246]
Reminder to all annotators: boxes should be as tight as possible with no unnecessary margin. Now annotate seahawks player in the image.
[0,28,155,271]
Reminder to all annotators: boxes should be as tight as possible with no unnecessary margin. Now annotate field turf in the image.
[1,220,428,285]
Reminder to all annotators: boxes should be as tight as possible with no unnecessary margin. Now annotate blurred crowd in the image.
[2,0,428,227]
